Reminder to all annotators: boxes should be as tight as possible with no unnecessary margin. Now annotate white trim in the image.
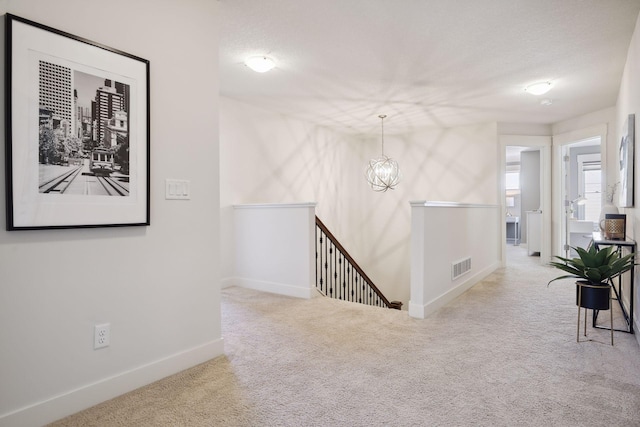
[0,340,224,427]
[220,277,235,289]
[233,277,315,299]
[409,201,499,208]
[233,202,317,209]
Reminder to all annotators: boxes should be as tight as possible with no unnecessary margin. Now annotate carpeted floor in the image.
[50,245,640,426]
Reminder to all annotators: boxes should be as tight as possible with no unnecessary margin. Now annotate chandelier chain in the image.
[379,114,386,156]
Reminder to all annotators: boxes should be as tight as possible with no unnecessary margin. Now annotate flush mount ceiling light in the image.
[525,81,552,96]
[245,56,276,73]
[365,115,400,192]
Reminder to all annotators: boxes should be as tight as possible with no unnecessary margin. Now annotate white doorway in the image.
[552,126,607,259]
[500,135,552,266]
[558,139,602,257]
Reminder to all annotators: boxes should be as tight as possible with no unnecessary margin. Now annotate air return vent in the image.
[452,257,471,280]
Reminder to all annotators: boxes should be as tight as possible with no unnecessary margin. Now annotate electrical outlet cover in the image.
[94,323,110,349]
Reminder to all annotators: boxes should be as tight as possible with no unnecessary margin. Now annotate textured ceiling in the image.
[220,0,640,135]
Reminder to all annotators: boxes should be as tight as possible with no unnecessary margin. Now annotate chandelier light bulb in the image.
[245,56,276,73]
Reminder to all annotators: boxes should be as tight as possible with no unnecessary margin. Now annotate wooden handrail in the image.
[315,216,402,310]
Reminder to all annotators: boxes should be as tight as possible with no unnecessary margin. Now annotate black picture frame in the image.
[5,14,150,230]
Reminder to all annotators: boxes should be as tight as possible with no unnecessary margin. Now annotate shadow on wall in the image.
[222,97,498,307]
[348,123,499,305]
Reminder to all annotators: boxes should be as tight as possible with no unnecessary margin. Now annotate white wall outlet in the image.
[94,323,110,349]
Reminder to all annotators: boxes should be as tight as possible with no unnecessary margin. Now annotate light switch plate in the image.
[165,179,190,200]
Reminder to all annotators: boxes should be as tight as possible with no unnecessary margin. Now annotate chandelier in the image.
[365,114,400,192]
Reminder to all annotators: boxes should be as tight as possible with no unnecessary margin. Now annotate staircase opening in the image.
[315,216,402,310]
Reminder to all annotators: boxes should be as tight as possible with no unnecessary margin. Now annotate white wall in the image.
[220,97,359,285]
[616,10,640,341]
[221,100,500,306]
[552,107,617,190]
[0,1,222,425]
[233,203,316,299]
[498,122,552,136]
[409,202,501,319]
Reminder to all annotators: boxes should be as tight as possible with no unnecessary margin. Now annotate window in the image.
[505,172,519,190]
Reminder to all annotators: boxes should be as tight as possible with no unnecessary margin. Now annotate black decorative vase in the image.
[576,281,610,310]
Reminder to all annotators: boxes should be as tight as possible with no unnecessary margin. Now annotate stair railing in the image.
[315,216,402,310]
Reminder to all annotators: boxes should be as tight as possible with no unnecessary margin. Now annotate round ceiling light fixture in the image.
[245,56,276,73]
[525,81,552,96]
[365,115,400,192]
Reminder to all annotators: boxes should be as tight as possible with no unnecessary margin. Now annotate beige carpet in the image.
[50,246,640,426]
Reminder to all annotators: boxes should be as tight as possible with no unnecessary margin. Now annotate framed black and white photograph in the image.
[5,14,150,230]
[619,113,634,208]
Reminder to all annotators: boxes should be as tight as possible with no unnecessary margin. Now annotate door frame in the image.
[552,124,608,258]
[499,135,552,266]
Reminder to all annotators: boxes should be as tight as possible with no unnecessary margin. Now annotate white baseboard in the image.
[408,301,427,319]
[409,262,500,319]
[220,277,235,289]
[234,277,315,299]
[0,339,224,427]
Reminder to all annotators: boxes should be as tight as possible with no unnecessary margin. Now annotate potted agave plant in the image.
[548,245,635,310]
